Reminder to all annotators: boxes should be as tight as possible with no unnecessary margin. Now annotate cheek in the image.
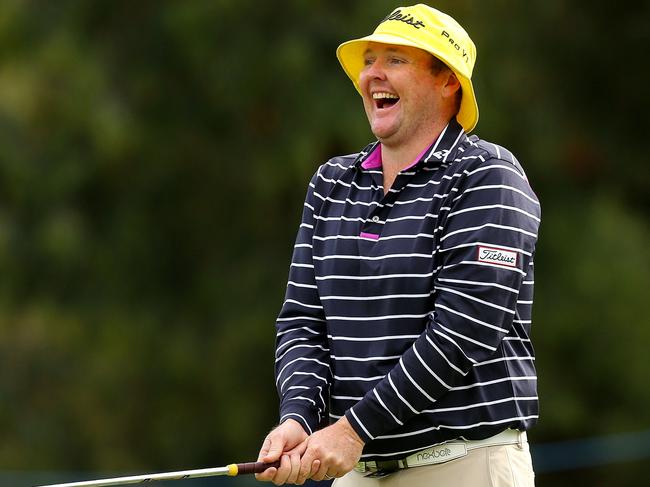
[358,72,371,93]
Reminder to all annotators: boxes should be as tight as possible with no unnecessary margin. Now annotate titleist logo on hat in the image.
[477,246,518,268]
[381,9,425,29]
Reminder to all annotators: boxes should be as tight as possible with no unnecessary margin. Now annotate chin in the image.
[370,125,397,142]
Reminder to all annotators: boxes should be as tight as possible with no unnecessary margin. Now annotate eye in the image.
[388,56,406,65]
[363,57,376,66]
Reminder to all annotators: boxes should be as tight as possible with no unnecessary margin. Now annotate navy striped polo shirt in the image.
[274,119,541,461]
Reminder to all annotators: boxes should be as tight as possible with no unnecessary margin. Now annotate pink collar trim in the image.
[360,143,432,171]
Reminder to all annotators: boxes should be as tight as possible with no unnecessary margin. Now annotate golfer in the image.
[257,4,540,486]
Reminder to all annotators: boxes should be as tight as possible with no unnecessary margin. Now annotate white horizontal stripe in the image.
[276,337,308,355]
[313,214,366,223]
[313,191,379,207]
[474,355,535,367]
[333,374,385,381]
[422,395,538,413]
[313,252,431,261]
[435,287,515,315]
[464,164,527,181]
[444,260,527,276]
[453,155,482,162]
[275,343,329,362]
[374,414,539,440]
[290,263,314,269]
[277,357,331,385]
[386,213,438,223]
[276,326,320,338]
[317,173,373,190]
[324,161,352,171]
[286,395,316,407]
[441,222,537,241]
[331,354,401,362]
[437,277,519,294]
[276,315,325,323]
[503,336,531,342]
[287,281,318,289]
[316,271,434,281]
[454,184,540,205]
[448,203,540,223]
[312,232,435,242]
[279,371,328,393]
[406,172,463,186]
[328,334,420,342]
[437,415,539,431]
[331,394,363,401]
[321,291,433,301]
[327,313,428,322]
[436,303,509,333]
[450,375,537,391]
[283,298,323,310]
[438,323,496,351]
[293,243,313,249]
[517,300,533,305]
[392,194,450,206]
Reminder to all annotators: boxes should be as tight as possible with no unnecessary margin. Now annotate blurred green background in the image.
[1,0,648,486]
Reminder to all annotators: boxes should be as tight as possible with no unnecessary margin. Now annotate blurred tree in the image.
[0,0,648,485]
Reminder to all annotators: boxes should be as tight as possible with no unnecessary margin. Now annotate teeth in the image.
[372,92,399,100]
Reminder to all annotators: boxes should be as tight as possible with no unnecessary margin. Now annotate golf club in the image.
[34,461,281,487]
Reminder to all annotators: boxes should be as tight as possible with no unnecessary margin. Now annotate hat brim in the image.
[336,33,479,133]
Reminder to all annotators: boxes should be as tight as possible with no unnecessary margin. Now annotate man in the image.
[257,4,540,486]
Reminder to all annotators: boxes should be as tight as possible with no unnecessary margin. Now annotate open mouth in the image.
[373,92,400,110]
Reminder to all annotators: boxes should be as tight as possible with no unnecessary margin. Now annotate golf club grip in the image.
[236,461,281,475]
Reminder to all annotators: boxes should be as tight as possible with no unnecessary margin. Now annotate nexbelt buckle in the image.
[403,442,468,468]
[354,430,524,476]
[355,443,468,475]
[355,460,401,478]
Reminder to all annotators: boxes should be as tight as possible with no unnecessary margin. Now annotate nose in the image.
[360,58,387,83]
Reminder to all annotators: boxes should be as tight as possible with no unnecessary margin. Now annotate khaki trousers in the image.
[333,442,535,487]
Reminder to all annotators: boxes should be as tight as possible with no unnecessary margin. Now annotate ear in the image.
[442,71,461,100]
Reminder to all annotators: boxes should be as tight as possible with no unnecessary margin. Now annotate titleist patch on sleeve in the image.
[477,246,518,268]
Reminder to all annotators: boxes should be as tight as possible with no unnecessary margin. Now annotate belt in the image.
[355,429,527,477]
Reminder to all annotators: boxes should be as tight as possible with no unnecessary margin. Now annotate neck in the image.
[380,118,449,172]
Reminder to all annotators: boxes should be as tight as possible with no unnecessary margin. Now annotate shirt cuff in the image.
[279,403,320,436]
[345,394,396,444]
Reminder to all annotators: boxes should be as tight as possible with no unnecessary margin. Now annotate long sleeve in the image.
[345,155,541,442]
[275,168,331,435]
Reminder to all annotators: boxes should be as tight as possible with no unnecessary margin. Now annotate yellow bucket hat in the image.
[336,4,479,132]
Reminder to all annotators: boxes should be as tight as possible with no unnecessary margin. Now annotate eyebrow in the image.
[363,47,403,56]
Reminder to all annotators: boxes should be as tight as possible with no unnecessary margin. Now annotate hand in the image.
[296,416,365,483]
[255,419,313,485]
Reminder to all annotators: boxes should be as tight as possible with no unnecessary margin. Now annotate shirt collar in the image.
[354,118,467,170]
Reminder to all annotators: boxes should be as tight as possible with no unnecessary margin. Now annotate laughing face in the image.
[359,42,456,148]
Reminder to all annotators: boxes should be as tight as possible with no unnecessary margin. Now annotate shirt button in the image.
[372,216,380,223]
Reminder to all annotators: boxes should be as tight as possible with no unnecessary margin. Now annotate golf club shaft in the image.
[35,461,280,487]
